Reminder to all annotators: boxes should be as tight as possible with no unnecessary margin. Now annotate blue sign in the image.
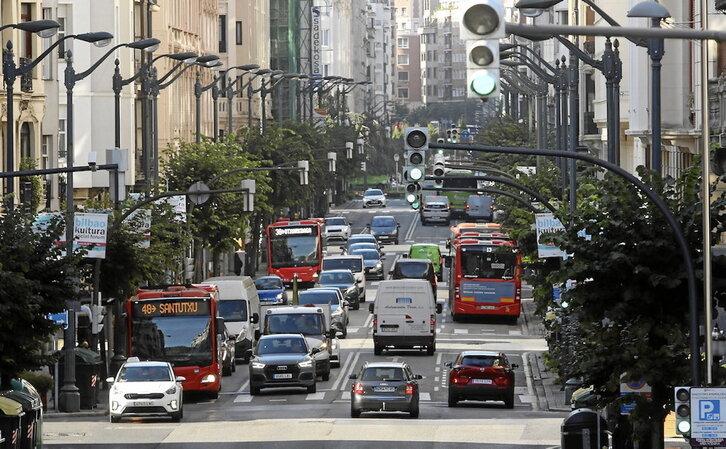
[460,281,515,303]
[700,399,722,421]
[48,311,68,329]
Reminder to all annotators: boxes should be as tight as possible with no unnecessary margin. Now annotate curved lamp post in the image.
[244,69,272,128]
[2,20,61,209]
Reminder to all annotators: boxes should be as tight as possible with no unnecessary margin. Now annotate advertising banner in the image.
[535,213,566,258]
[73,213,108,259]
[460,281,516,304]
[311,6,322,76]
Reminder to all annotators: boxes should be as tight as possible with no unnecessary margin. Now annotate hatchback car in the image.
[298,288,350,338]
[314,269,361,310]
[421,196,450,225]
[368,215,400,244]
[107,358,185,422]
[249,334,318,395]
[408,244,443,281]
[254,275,288,305]
[350,248,385,280]
[345,242,380,256]
[349,361,422,418]
[445,351,517,408]
[343,234,381,254]
[323,217,352,242]
[389,258,437,297]
[362,189,387,208]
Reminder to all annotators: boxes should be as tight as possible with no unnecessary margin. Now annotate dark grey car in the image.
[349,361,422,418]
[314,269,360,310]
[249,334,318,395]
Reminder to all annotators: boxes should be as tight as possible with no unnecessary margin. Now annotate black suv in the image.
[389,258,437,297]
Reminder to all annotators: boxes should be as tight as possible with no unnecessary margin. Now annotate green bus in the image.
[441,169,478,218]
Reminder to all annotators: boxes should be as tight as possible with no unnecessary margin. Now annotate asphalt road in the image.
[45,199,567,448]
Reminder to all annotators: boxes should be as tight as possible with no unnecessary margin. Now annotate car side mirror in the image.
[413,374,423,380]
[329,330,337,339]
[106,377,115,384]
[511,363,519,369]
[311,347,321,354]
[348,374,358,379]
[368,303,374,313]
[443,256,451,268]
[401,254,408,259]
[381,256,386,260]
[245,349,253,358]
[228,334,236,341]
[251,313,259,324]
[343,300,350,308]
[436,303,443,314]
[175,376,186,383]
[444,361,452,368]
[254,330,261,341]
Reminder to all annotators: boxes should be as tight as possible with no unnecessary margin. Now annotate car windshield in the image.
[298,291,339,305]
[266,313,325,335]
[372,217,395,227]
[411,247,438,259]
[361,367,404,381]
[323,259,363,272]
[349,243,375,252]
[118,365,172,382]
[319,272,354,284]
[460,355,504,368]
[348,236,375,245]
[217,300,248,322]
[257,337,307,355]
[325,218,347,226]
[364,190,383,197]
[352,250,379,261]
[396,262,430,278]
[254,277,283,290]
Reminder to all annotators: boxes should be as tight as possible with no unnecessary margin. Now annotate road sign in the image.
[690,387,726,446]
[48,311,69,329]
[619,378,651,415]
[188,181,211,205]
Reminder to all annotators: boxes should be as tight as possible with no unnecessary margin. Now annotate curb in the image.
[44,409,107,419]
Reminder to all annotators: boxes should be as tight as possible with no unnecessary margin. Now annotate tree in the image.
[0,210,81,389]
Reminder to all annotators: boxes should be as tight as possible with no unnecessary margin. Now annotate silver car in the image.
[249,334,318,394]
[421,195,450,225]
[298,288,349,339]
[362,189,387,208]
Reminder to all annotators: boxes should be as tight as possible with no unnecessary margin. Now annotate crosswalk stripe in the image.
[454,329,468,334]
[341,391,351,400]
[233,394,253,403]
[420,392,431,401]
[306,392,326,401]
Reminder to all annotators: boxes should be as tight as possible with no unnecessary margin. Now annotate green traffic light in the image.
[471,74,496,96]
[409,167,424,181]
[411,201,420,210]
[406,193,417,203]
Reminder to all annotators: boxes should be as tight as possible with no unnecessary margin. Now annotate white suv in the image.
[107,358,185,422]
[323,216,352,242]
[362,189,387,208]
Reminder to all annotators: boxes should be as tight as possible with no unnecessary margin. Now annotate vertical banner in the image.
[311,6,322,77]
[74,213,109,259]
[535,213,565,258]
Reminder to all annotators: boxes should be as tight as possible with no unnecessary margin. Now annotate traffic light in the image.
[674,387,691,437]
[432,153,446,188]
[405,182,421,209]
[404,127,428,210]
[460,0,504,99]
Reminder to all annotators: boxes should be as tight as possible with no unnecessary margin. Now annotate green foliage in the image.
[0,210,82,389]
[19,158,44,213]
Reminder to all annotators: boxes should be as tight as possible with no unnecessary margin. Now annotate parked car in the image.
[421,196,450,226]
[350,248,385,280]
[368,215,400,244]
[254,275,288,306]
[298,288,350,338]
[314,269,361,310]
[218,324,237,376]
[465,195,494,222]
[362,188,387,208]
[343,234,381,254]
[349,361,422,418]
[323,216,352,242]
[408,243,443,281]
[445,350,517,408]
[107,358,185,422]
[249,334,318,395]
[389,258,438,297]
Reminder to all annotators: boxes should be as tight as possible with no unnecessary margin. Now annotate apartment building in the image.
[393,0,423,109]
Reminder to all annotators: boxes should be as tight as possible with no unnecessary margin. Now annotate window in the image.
[42,8,53,80]
[322,29,330,47]
[41,135,52,169]
[235,21,243,45]
[57,17,66,58]
[398,88,409,99]
[58,119,66,164]
[398,71,409,81]
[397,37,409,49]
[219,15,227,53]
[397,54,409,65]
[559,10,569,25]
[401,7,407,16]
[20,3,32,59]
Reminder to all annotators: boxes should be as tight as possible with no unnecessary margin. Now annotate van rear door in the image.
[377,296,430,337]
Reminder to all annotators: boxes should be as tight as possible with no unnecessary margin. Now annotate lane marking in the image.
[306,392,326,401]
[420,392,431,401]
[454,329,468,334]
[330,353,353,391]
[237,380,250,393]
[233,394,253,403]
[363,313,373,328]
[341,391,351,400]
[269,399,287,402]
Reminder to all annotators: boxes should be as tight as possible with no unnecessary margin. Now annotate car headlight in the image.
[165,386,177,395]
[111,400,120,411]
[276,292,283,301]
[319,342,328,351]
[298,360,313,368]
[251,361,266,369]
[332,308,343,316]
[201,374,217,384]
[375,263,382,269]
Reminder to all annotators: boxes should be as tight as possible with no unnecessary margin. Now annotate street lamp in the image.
[627,1,671,175]
[244,68,272,128]
[2,20,61,209]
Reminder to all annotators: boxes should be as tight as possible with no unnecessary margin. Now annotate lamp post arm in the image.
[579,0,647,48]
[158,62,196,90]
[508,53,556,84]
[552,36,603,70]
[502,69,539,95]
[157,60,186,85]
[15,35,75,75]
[514,45,558,73]
[74,42,128,82]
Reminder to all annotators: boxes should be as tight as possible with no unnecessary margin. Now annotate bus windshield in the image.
[270,234,320,268]
[460,247,517,279]
[131,316,213,366]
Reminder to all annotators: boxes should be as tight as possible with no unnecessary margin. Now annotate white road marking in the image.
[363,313,374,328]
[420,392,431,401]
[269,399,287,402]
[454,329,468,334]
[341,391,351,400]
[347,327,360,333]
[434,386,439,392]
[233,394,253,403]
[237,380,250,393]
[306,392,326,401]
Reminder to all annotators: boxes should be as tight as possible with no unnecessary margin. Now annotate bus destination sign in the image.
[272,226,315,237]
[132,298,210,317]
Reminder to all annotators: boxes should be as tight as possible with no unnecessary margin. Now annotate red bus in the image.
[266,218,324,284]
[127,284,223,398]
[446,238,522,323]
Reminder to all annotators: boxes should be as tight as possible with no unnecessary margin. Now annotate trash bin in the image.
[57,348,103,409]
[0,396,24,449]
[564,377,582,406]
[0,391,39,449]
[561,408,611,449]
[10,380,42,449]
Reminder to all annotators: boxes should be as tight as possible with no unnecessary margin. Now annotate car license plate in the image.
[273,373,293,379]
[380,325,398,332]
[374,386,396,392]
[479,305,496,310]
[471,379,493,384]
[133,401,153,406]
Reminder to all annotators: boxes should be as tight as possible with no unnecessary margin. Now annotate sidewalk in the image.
[44,385,108,419]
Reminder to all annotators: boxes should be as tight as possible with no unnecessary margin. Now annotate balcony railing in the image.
[19,57,33,93]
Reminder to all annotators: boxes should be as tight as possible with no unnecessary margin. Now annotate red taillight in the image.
[466,204,470,211]
[430,314,436,332]
[373,314,377,326]
[405,383,415,395]
[353,382,365,394]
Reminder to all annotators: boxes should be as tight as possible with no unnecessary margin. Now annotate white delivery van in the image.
[370,279,442,356]
[321,255,366,300]
[202,276,260,363]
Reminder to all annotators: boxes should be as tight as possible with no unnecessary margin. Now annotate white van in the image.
[321,255,366,300]
[202,276,261,363]
[369,279,442,356]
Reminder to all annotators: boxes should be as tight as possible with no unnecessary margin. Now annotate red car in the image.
[446,350,518,408]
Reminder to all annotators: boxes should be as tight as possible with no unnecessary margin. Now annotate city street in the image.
[44,199,568,448]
